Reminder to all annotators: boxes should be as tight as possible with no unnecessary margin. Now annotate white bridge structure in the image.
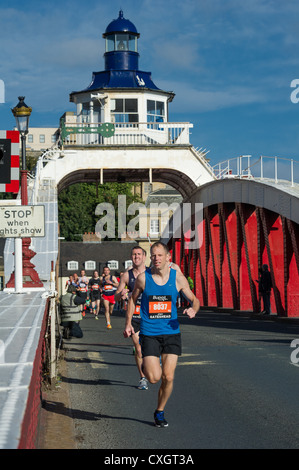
[3,8,299,287]
[2,9,299,451]
[3,130,214,285]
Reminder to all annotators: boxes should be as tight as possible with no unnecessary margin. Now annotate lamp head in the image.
[11,96,32,134]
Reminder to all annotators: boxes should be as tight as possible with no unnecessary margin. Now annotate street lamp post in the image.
[12,97,31,205]
[6,97,43,291]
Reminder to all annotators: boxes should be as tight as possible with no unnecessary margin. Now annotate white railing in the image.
[61,121,193,146]
[213,155,299,187]
[28,146,62,205]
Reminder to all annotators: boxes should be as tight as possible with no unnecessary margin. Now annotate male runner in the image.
[100,266,119,329]
[88,270,101,319]
[123,241,200,428]
[115,246,149,390]
[77,269,89,317]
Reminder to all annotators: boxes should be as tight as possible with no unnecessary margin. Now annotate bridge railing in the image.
[61,121,193,146]
[213,155,299,187]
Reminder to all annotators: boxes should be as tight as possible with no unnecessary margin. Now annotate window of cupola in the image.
[147,100,165,123]
[110,98,138,124]
[105,34,138,53]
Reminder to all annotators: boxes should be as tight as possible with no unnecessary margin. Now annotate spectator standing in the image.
[260,264,272,315]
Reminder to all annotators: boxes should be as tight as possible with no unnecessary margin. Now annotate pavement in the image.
[0,290,48,449]
[38,349,77,449]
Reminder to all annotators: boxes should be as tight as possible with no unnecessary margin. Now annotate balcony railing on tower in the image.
[60,119,193,146]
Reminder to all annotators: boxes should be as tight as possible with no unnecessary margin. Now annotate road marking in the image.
[178,353,215,365]
[178,361,215,366]
[181,353,202,357]
[87,351,108,369]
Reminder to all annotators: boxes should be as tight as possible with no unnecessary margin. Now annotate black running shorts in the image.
[90,291,101,302]
[139,333,181,358]
[131,319,141,334]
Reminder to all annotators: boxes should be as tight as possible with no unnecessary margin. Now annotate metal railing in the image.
[61,121,194,146]
[213,155,299,187]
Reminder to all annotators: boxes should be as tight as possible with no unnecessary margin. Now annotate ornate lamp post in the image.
[6,97,43,290]
[11,96,31,205]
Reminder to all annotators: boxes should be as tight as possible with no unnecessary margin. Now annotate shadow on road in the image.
[42,399,153,427]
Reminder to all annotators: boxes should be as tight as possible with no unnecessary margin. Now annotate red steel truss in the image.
[170,202,299,317]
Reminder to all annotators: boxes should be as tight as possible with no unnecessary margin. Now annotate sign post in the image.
[0,205,45,292]
[0,205,45,238]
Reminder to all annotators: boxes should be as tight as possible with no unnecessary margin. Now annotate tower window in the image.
[150,219,160,235]
[111,98,138,124]
[116,34,128,50]
[106,34,137,53]
[147,100,165,123]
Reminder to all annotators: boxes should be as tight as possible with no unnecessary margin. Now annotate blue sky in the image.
[0,0,298,166]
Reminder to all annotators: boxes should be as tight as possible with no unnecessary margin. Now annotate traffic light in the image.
[0,138,11,184]
[0,131,20,194]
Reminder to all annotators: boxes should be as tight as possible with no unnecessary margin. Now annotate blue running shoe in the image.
[154,409,168,427]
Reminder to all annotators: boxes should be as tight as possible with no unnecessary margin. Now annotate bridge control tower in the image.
[48,9,215,198]
[4,11,215,287]
[70,9,175,127]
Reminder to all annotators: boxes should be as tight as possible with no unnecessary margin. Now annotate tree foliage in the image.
[58,182,142,241]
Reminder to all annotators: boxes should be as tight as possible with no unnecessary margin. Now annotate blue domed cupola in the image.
[70,10,175,122]
[103,10,140,71]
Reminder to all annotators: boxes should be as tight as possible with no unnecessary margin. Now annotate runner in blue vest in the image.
[123,241,200,428]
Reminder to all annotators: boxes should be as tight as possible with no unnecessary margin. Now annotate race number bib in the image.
[148,295,172,319]
[133,297,142,317]
[104,285,113,291]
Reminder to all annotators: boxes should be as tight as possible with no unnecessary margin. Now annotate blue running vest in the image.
[140,268,179,336]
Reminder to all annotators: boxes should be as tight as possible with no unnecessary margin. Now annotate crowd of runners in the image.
[65,267,121,329]
[62,243,200,428]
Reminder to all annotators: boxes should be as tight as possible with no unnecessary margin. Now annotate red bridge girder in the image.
[170,202,299,317]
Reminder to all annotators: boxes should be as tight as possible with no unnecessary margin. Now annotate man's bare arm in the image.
[123,273,145,338]
[114,271,129,302]
[176,272,200,318]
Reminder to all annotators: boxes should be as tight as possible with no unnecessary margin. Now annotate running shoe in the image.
[138,377,148,390]
[154,410,168,428]
[107,323,112,329]
[95,315,98,320]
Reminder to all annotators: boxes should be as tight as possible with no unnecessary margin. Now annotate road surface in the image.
[56,309,299,450]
